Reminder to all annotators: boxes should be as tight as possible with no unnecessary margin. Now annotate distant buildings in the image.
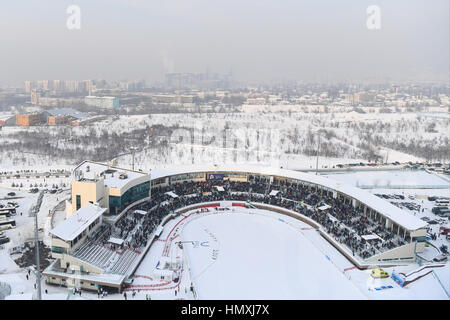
[16,113,43,126]
[165,72,233,90]
[246,97,266,105]
[36,97,84,107]
[346,92,376,105]
[24,79,93,94]
[151,94,194,104]
[85,96,120,109]
[14,109,99,127]
[43,108,90,125]
[24,80,32,94]
[30,89,40,105]
[118,80,146,91]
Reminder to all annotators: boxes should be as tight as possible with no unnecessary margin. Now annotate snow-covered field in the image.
[182,210,365,299]
[325,170,450,189]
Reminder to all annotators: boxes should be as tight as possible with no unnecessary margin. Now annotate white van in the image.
[435,199,450,207]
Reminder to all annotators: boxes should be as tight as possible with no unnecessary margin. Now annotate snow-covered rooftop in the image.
[50,203,106,242]
[73,160,149,189]
[108,237,124,246]
[149,164,428,231]
[45,108,90,119]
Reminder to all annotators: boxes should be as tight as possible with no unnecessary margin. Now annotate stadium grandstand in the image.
[43,162,428,293]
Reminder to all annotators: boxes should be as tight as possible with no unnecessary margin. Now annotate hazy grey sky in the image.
[0,0,448,85]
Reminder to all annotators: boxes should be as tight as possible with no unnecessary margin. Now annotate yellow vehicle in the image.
[371,268,389,278]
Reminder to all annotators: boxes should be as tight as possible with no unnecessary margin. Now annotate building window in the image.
[76,195,81,210]
[51,246,66,254]
[109,181,150,214]
[412,236,427,243]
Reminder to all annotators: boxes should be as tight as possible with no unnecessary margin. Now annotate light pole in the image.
[315,134,321,175]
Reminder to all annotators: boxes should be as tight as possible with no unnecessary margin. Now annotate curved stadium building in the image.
[44,160,429,292]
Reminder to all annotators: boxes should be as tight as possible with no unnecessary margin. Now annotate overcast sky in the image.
[0,0,448,85]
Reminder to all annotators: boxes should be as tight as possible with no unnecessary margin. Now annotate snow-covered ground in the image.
[182,209,365,299]
[3,109,448,170]
[324,170,450,189]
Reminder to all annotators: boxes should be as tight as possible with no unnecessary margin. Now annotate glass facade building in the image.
[109,181,150,215]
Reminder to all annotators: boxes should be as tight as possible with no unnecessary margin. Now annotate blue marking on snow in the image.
[375,286,393,291]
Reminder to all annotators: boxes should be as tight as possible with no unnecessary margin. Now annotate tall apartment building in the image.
[30,89,40,105]
[24,80,32,94]
[37,80,50,91]
[53,80,63,92]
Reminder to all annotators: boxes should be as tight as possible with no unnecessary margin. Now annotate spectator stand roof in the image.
[165,191,179,198]
[361,234,383,241]
[148,164,428,232]
[134,209,148,216]
[155,225,164,237]
[269,190,280,196]
[108,237,124,246]
[317,204,331,211]
[50,203,106,242]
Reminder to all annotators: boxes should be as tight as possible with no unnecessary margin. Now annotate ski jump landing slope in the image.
[181,210,366,299]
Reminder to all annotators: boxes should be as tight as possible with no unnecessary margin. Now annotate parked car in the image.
[437,210,450,218]
[0,235,10,245]
[420,217,430,222]
[432,206,448,214]
[433,255,448,262]
[7,192,15,197]
[371,268,389,278]
[428,220,438,225]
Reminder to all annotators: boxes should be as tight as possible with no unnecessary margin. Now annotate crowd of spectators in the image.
[90,177,407,260]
